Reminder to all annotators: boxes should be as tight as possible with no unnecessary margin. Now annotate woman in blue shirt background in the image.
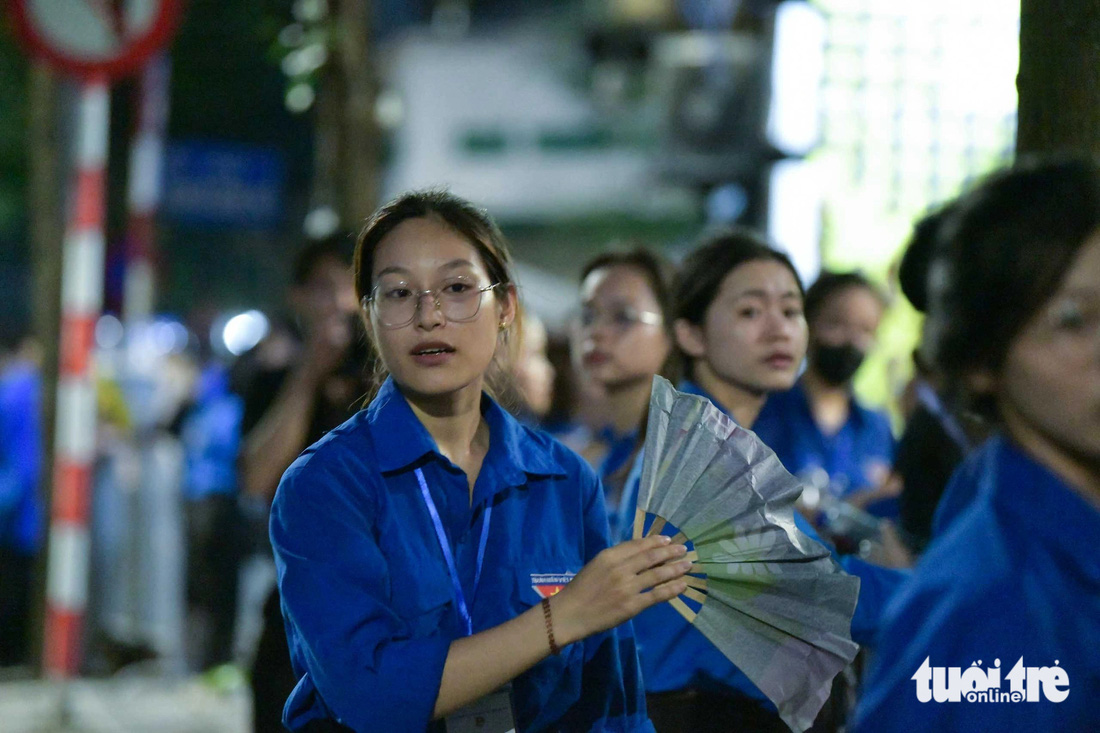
[619,229,816,732]
[618,230,907,731]
[753,272,897,520]
[270,190,692,732]
[572,249,677,535]
[853,157,1100,730]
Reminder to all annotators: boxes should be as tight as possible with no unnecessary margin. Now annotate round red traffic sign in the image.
[10,0,183,80]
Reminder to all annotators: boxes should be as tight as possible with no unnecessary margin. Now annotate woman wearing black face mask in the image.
[754,271,898,520]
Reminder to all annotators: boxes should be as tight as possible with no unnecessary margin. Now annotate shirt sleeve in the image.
[558,462,655,732]
[852,569,1065,732]
[270,459,451,732]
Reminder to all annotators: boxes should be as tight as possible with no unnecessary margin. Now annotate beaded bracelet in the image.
[541,597,561,656]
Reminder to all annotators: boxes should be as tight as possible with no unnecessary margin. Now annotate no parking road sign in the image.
[11,0,183,80]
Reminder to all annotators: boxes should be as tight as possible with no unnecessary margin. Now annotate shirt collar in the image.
[678,380,738,426]
[791,379,866,428]
[366,377,567,484]
[988,435,1100,580]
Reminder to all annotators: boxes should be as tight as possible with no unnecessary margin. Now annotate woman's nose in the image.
[414,291,445,328]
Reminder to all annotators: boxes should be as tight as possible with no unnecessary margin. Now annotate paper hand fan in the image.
[633,376,861,733]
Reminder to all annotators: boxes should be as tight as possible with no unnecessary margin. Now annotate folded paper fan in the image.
[634,376,860,732]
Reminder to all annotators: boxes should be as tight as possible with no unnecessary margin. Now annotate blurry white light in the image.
[152,320,185,356]
[282,44,328,77]
[279,23,305,47]
[304,206,340,239]
[293,0,327,23]
[767,1,827,156]
[374,90,405,130]
[301,43,329,72]
[767,159,822,288]
[95,314,125,350]
[286,83,316,113]
[169,322,190,353]
[223,311,270,357]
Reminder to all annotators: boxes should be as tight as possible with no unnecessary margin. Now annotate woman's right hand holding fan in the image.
[549,534,691,645]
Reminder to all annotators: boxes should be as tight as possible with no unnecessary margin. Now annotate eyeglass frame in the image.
[576,304,664,333]
[362,280,502,329]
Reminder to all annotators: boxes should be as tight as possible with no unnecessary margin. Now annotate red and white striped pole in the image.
[44,78,110,678]
[123,53,170,324]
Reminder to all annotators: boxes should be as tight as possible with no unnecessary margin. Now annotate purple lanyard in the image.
[415,468,492,637]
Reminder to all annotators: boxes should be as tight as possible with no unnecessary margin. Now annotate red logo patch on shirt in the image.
[530,572,575,599]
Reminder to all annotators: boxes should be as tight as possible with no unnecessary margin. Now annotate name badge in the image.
[445,686,516,733]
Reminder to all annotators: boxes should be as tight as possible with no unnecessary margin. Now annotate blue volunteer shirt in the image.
[181,363,243,501]
[929,439,989,539]
[754,380,897,517]
[616,381,905,702]
[597,426,639,539]
[853,435,1100,731]
[0,361,42,554]
[271,377,653,732]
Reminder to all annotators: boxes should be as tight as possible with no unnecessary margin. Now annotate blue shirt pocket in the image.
[508,560,586,729]
[390,559,455,639]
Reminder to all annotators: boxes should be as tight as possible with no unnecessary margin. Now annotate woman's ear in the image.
[498,283,518,329]
[674,318,706,359]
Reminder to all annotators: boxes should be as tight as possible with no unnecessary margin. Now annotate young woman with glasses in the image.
[268,190,691,732]
[572,250,678,531]
[853,157,1100,731]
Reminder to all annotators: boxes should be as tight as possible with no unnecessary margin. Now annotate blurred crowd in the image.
[1,154,1098,731]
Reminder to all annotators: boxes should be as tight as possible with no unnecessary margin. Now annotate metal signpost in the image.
[10,0,183,680]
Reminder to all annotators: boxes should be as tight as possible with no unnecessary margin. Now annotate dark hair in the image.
[675,228,803,380]
[293,232,355,286]
[803,270,886,326]
[353,189,522,400]
[579,245,681,382]
[927,156,1100,418]
[676,228,803,326]
[899,204,955,314]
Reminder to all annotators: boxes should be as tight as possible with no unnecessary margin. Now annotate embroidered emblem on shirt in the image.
[530,572,576,599]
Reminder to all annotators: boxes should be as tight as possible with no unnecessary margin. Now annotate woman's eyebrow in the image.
[376,259,478,279]
[440,258,477,271]
[730,288,799,300]
[375,265,410,279]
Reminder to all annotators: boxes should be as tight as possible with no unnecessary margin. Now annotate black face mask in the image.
[811,342,865,386]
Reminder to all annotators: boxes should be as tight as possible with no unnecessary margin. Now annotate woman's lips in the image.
[764,354,795,369]
[410,342,455,367]
[583,351,610,367]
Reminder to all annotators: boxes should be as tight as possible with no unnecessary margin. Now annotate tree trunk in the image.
[309,0,380,234]
[1017,0,1100,156]
[337,0,380,226]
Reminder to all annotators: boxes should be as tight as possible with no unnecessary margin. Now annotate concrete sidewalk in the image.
[0,676,248,733]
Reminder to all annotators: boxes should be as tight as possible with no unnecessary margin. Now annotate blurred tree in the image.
[275,0,381,231]
[307,0,381,230]
[1017,0,1100,155]
[0,14,31,266]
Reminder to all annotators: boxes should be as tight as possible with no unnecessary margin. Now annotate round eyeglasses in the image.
[577,305,663,334]
[365,278,500,329]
